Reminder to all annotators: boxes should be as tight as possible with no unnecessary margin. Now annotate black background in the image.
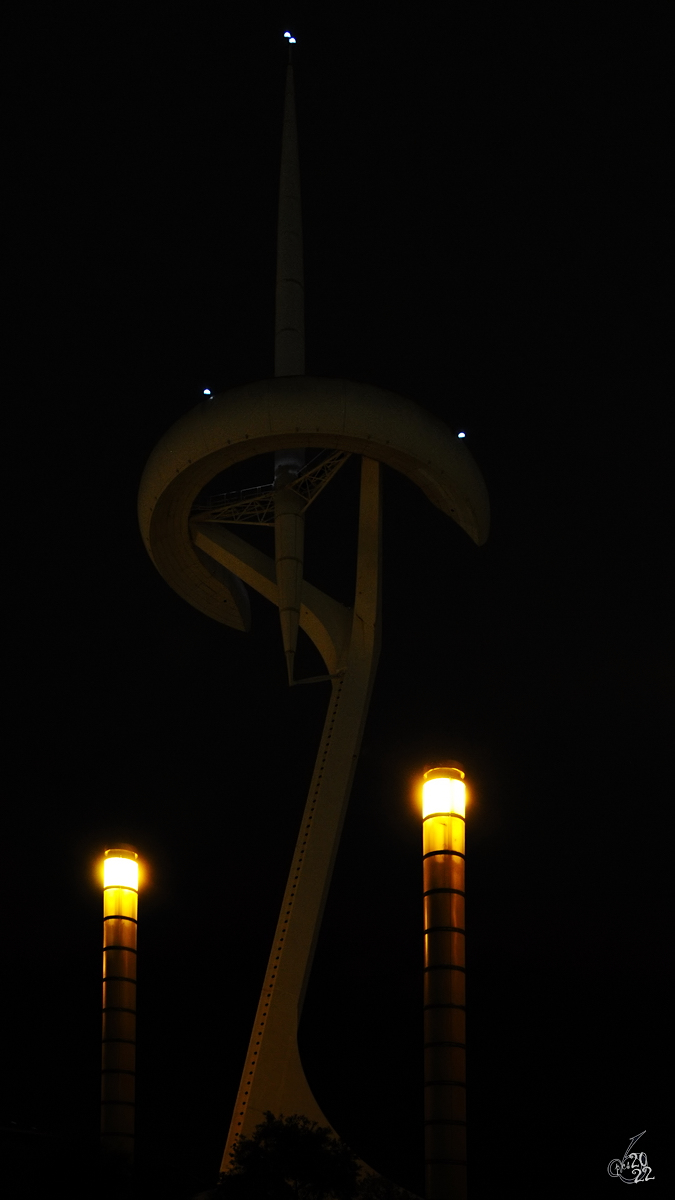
[4,4,669,1197]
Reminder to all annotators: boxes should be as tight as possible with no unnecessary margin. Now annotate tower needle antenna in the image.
[275,28,304,683]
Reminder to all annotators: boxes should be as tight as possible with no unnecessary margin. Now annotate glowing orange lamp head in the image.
[103,845,139,891]
[422,763,466,819]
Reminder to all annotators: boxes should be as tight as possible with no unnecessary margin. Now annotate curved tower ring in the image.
[139,51,489,1176]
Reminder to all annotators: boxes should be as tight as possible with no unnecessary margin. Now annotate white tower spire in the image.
[275,57,304,377]
[274,45,306,683]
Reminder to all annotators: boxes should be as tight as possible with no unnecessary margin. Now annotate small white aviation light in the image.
[289,37,296,43]
[203,388,211,396]
[457,431,466,439]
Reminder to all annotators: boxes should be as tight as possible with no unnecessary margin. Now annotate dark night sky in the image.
[5,6,669,1198]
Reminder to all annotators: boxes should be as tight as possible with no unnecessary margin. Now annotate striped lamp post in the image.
[101,845,139,1173]
[423,765,467,1200]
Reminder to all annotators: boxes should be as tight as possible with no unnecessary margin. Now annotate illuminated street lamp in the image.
[101,845,139,1172]
[422,765,467,1200]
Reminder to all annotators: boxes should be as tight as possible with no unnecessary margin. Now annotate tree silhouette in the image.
[216,1113,414,1200]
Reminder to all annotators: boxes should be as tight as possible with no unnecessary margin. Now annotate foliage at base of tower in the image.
[217,1112,414,1199]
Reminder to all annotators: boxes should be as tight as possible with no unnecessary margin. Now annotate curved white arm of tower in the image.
[138,377,489,632]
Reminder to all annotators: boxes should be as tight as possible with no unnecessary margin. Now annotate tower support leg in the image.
[221,458,382,1169]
